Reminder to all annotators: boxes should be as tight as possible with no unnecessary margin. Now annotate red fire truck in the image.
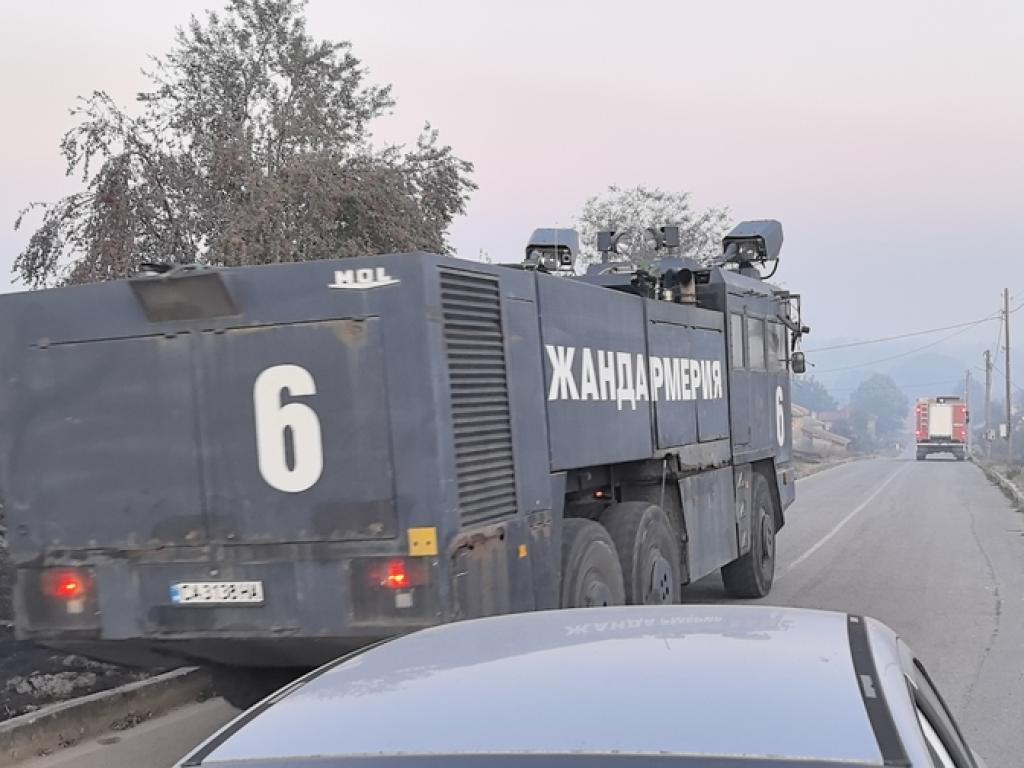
[915,396,968,461]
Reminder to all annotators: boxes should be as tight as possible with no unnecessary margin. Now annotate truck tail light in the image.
[363,558,430,591]
[41,568,91,601]
[350,557,438,622]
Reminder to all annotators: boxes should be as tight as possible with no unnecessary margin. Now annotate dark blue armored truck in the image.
[0,220,806,668]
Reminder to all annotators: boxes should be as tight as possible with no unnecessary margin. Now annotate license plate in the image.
[170,581,264,605]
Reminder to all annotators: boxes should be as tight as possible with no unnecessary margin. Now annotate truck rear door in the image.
[928,403,954,439]
[1,271,400,556]
[7,333,207,550]
[196,318,397,543]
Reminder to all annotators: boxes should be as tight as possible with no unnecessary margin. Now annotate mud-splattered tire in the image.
[721,472,776,598]
[560,518,626,608]
[600,502,681,605]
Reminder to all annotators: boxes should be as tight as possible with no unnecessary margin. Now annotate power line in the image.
[817,376,978,394]
[811,322,983,374]
[803,315,997,353]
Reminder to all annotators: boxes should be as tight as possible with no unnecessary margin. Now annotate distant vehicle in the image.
[916,396,968,461]
[0,220,808,669]
[177,605,987,768]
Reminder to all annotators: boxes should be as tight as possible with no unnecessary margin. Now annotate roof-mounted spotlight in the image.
[523,228,579,273]
[721,220,783,265]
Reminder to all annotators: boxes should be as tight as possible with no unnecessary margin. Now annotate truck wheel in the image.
[721,472,776,599]
[560,518,625,608]
[600,502,680,605]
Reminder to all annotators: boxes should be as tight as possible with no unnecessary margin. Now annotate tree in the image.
[14,0,475,288]
[792,376,838,414]
[849,374,909,443]
[575,185,731,264]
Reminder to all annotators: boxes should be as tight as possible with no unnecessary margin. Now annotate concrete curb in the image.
[0,666,211,766]
[969,455,1024,510]
[794,454,869,481]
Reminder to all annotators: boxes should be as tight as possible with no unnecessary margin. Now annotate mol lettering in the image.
[328,266,400,290]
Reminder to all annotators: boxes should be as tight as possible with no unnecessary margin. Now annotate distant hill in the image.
[804,338,999,408]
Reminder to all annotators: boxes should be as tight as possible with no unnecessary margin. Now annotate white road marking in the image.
[782,463,909,576]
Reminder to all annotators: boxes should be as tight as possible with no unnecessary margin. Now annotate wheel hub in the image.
[646,552,674,604]
[583,573,614,607]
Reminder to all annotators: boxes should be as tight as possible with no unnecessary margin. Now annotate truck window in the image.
[767,322,784,371]
[747,317,765,370]
[730,313,745,369]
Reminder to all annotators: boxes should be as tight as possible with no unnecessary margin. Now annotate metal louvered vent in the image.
[440,269,518,527]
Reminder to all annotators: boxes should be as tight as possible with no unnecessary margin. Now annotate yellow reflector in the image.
[407,527,439,557]
[518,544,528,559]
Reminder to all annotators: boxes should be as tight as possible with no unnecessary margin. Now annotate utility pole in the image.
[1005,288,1013,461]
[965,368,971,455]
[984,349,992,458]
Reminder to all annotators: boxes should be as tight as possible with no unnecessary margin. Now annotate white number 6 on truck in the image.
[776,386,786,447]
[253,364,324,493]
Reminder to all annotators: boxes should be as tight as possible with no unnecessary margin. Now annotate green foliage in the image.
[14,0,475,288]
[792,376,838,413]
[575,185,731,264]
[849,373,909,444]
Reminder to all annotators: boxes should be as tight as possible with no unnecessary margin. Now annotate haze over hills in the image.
[800,330,1016,422]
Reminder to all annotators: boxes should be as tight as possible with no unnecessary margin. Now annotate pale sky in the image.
[2,1,1023,353]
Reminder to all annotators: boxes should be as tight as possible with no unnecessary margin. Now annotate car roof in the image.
[191,605,885,767]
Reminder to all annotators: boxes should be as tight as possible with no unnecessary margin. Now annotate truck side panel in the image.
[498,270,554,518]
[443,265,558,619]
[680,467,738,581]
[536,276,653,470]
[644,301,729,449]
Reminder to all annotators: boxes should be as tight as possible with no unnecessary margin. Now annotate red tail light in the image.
[41,569,90,601]
[385,561,409,589]
[366,558,429,590]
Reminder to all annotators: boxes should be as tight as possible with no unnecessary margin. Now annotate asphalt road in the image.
[686,456,1024,768]
[18,457,1024,768]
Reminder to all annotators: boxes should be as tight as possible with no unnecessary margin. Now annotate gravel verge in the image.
[970,456,1024,511]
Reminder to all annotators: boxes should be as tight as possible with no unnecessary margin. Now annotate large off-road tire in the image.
[721,472,776,599]
[600,502,681,605]
[560,518,626,608]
